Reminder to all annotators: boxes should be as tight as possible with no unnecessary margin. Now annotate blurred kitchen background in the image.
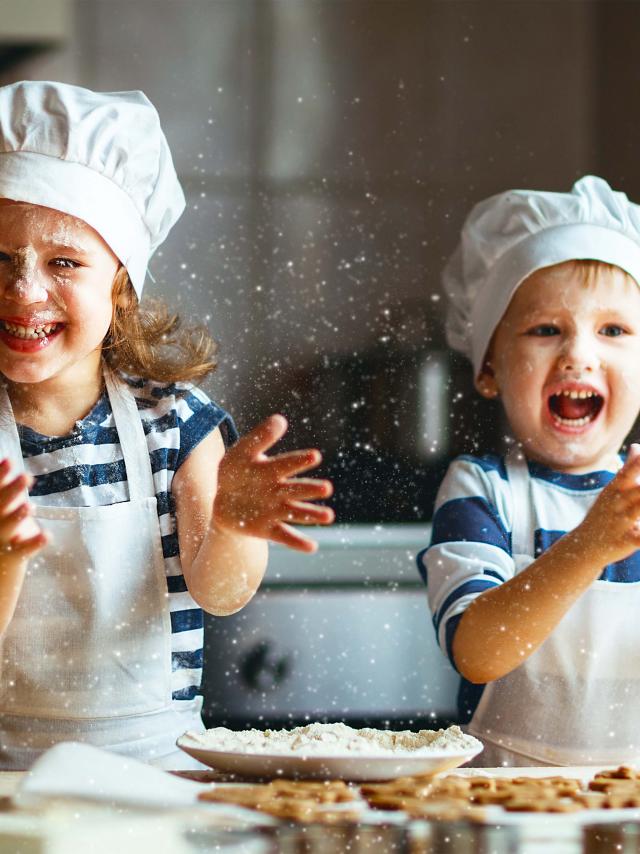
[1,0,638,729]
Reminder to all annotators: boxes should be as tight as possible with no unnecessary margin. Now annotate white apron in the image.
[467,447,640,767]
[0,369,205,769]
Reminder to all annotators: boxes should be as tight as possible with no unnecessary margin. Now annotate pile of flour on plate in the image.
[183,723,480,756]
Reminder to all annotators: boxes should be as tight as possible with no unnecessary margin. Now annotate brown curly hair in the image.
[102,267,217,384]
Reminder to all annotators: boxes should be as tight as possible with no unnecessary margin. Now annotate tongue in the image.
[552,395,593,420]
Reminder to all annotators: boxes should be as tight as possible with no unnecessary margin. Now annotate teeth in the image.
[553,414,592,427]
[559,389,595,399]
[1,321,58,340]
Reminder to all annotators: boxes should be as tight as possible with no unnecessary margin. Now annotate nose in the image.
[3,250,48,305]
[558,331,599,373]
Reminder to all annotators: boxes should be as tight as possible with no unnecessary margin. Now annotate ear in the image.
[474,361,499,399]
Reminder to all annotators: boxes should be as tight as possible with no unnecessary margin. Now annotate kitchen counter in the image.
[0,769,253,854]
[0,771,22,797]
[265,523,431,586]
[0,766,634,854]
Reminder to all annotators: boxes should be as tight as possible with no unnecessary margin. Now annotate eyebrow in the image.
[39,238,91,254]
[520,306,631,323]
[519,309,559,322]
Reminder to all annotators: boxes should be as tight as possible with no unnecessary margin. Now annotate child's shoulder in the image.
[450,452,509,482]
[118,371,196,403]
[117,373,209,412]
[117,372,236,446]
[436,452,509,507]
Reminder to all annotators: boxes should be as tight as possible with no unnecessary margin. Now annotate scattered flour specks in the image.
[184,723,480,757]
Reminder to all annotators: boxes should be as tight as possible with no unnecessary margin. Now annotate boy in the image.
[419,176,640,766]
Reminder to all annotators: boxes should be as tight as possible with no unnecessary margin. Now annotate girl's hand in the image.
[0,458,48,560]
[213,414,334,553]
[576,444,640,565]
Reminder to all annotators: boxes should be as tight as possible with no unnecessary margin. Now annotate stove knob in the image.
[240,641,292,691]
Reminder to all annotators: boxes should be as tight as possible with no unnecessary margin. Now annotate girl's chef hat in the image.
[444,175,640,378]
[0,80,185,298]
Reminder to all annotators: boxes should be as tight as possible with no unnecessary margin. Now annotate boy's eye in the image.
[599,324,626,337]
[526,324,559,337]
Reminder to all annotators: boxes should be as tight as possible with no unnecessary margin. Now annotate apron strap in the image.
[0,381,26,478]
[103,368,156,501]
[505,446,534,563]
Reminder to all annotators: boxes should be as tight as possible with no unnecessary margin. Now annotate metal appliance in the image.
[201,524,459,729]
[282,303,506,524]
[0,0,70,71]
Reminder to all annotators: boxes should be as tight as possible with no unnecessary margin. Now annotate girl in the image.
[0,80,333,770]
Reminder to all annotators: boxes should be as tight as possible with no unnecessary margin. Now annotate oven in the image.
[201,525,460,730]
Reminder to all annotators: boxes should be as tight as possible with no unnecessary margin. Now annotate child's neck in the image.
[519,447,622,475]
[7,368,104,438]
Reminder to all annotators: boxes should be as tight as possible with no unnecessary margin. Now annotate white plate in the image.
[176,734,483,781]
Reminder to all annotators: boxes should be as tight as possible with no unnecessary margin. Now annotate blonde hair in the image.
[552,258,635,288]
[102,267,217,384]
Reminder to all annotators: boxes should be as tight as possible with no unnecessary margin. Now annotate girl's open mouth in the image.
[547,388,604,429]
[0,320,64,352]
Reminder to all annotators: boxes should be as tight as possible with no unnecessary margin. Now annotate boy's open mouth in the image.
[547,388,604,428]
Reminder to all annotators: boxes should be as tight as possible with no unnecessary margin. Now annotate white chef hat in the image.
[444,175,640,378]
[0,80,185,298]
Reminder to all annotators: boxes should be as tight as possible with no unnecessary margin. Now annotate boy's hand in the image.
[213,414,334,553]
[576,444,640,565]
[0,458,48,560]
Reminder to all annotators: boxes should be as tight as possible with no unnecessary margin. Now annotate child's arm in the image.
[172,414,333,616]
[453,446,640,684]
[0,460,49,634]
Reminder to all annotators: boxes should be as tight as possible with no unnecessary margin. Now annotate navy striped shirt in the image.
[417,453,635,722]
[18,373,236,706]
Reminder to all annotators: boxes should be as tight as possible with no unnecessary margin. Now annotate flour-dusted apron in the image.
[0,369,205,769]
[466,447,640,767]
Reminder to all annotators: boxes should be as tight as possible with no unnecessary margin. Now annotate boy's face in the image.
[476,262,640,473]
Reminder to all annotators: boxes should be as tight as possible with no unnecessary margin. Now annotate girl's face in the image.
[0,200,119,388]
[476,262,640,473]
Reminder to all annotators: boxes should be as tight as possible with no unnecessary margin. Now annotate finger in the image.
[266,449,323,479]
[4,530,49,558]
[611,451,640,491]
[0,462,32,492]
[0,502,30,540]
[282,501,335,526]
[281,479,334,500]
[0,458,11,487]
[236,414,289,458]
[0,474,32,516]
[269,521,318,553]
[623,495,640,519]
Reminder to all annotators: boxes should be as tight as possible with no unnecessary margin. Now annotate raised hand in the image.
[0,457,48,559]
[213,414,334,553]
[577,444,640,565]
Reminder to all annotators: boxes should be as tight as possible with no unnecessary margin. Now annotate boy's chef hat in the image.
[444,175,640,378]
[0,80,185,297]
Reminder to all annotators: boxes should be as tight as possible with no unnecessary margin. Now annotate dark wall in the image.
[6,0,640,519]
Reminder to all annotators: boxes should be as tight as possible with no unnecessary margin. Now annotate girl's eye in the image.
[527,324,559,337]
[600,324,626,337]
[51,258,80,269]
